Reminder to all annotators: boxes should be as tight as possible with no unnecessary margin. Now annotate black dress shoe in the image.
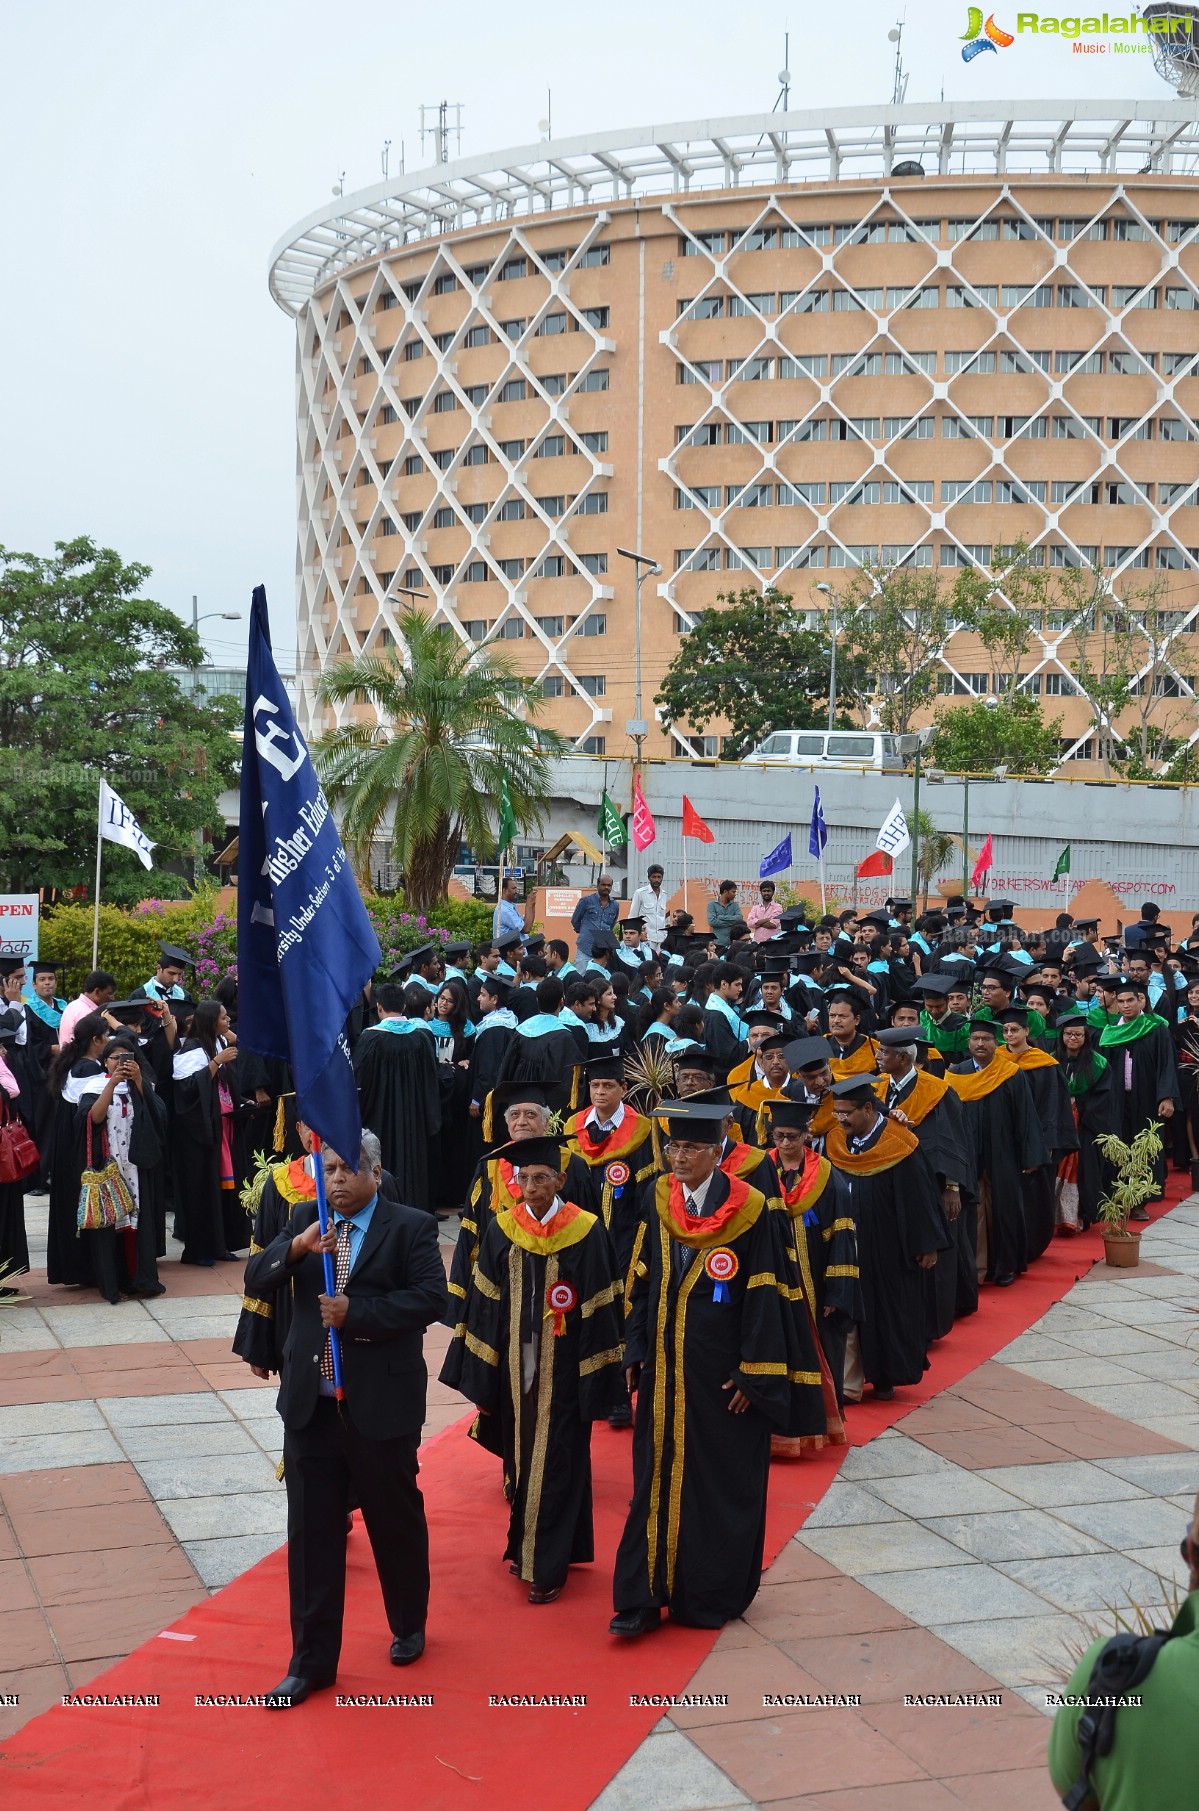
[609,1606,661,1637]
[607,1400,633,1428]
[263,1673,334,1708]
[992,1272,1017,1288]
[871,1384,896,1402]
[390,1631,425,1665]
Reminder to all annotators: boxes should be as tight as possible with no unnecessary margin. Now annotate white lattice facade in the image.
[271,102,1199,768]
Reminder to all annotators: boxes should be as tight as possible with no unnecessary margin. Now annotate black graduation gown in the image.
[701,1003,748,1081]
[172,1044,231,1263]
[1105,1020,1180,1197]
[232,1167,310,1373]
[613,1171,805,1627]
[441,1205,623,1589]
[493,1021,580,1116]
[827,1121,948,1390]
[565,1108,661,1289]
[20,1005,59,1186]
[886,1074,978,1336]
[949,1061,1049,1283]
[74,1082,169,1297]
[1016,1055,1079,1263]
[444,1145,593,1331]
[352,1025,441,1214]
[776,1156,861,1410]
[0,1091,30,1277]
[1061,1056,1118,1227]
[46,1062,105,1287]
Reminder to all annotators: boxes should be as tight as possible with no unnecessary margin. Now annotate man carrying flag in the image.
[235,586,448,1707]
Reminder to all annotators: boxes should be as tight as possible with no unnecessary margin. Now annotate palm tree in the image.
[315,610,567,910]
[909,808,960,911]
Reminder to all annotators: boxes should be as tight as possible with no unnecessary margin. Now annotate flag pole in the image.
[92,781,104,969]
[682,830,689,917]
[819,847,827,916]
[307,1133,344,1399]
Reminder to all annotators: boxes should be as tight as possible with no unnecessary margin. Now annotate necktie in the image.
[685,1194,701,1217]
[319,1220,353,1383]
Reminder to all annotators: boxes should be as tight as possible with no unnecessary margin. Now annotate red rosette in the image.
[605,1160,630,1189]
[704,1246,738,1303]
[545,1278,578,1336]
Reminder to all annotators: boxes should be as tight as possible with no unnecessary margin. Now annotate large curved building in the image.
[271,101,1199,770]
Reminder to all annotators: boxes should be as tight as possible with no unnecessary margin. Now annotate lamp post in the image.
[815,582,837,730]
[189,596,242,697]
[617,546,661,893]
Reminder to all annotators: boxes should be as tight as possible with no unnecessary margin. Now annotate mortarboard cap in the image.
[652,1099,730,1143]
[489,1080,551,1115]
[156,943,194,968]
[619,916,645,933]
[590,929,619,954]
[890,899,913,913]
[779,907,812,932]
[996,1003,1030,1025]
[875,1026,932,1048]
[28,957,67,974]
[744,1009,787,1031]
[106,999,151,1024]
[682,1084,734,1110]
[1072,919,1099,932]
[494,1136,567,1173]
[583,1052,625,1083]
[966,1016,1000,1035]
[783,1035,837,1070]
[674,1045,717,1073]
[0,957,28,978]
[913,974,955,997]
[830,1075,882,1100]
[443,940,472,960]
[407,943,439,969]
[496,931,524,953]
[479,972,514,1002]
[767,1097,814,1130]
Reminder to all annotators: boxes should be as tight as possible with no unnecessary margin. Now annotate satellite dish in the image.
[778,67,791,83]
[887,26,901,41]
[537,117,550,134]
[1144,2,1199,93]
[892,159,925,178]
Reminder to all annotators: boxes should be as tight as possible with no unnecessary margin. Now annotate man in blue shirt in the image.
[571,872,620,960]
[493,876,528,947]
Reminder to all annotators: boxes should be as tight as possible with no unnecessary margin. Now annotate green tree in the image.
[315,609,566,911]
[836,563,982,736]
[0,537,241,900]
[908,809,960,911]
[966,546,1045,697]
[931,692,1063,776]
[654,586,847,758]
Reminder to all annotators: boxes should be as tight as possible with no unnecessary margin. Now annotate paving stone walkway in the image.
[3,1194,1198,1810]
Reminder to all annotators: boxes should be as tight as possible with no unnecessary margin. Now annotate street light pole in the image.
[617,546,661,894]
[814,582,837,730]
[186,599,241,884]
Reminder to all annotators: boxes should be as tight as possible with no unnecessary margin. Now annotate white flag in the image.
[875,797,911,860]
[99,779,155,870]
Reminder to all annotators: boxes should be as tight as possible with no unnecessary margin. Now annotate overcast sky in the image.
[1,2,1175,671]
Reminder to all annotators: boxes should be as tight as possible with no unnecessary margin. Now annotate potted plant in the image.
[1093,1121,1163,1268]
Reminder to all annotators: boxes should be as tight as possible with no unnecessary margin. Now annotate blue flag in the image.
[759,833,792,879]
[809,786,828,860]
[238,586,381,1167]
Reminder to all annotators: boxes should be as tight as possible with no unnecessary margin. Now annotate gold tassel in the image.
[482,1089,493,1145]
[273,1096,286,1153]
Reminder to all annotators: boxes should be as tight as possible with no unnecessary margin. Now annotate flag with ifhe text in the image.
[99,779,155,870]
[237,585,381,1167]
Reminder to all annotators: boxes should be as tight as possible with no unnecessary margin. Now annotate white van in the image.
[741,730,905,771]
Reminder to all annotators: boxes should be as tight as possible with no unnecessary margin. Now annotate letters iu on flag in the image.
[631,773,656,852]
[808,787,828,860]
[759,833,792,879]
[875,797,911,859]
[237,585,381,1167]
[970,833,994,893]
[99,779,155,870]
[682,795,714,843]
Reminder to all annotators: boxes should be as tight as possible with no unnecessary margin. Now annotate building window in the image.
[676,483,721,510]
[575,614,607,636]
[432,448,454,470]
[580,431,608,453]
[500,378,527,402]
[535,436,565,458]
[462,445,489,466]
[432,390,457,413]
[462,561,488,584]
[542,373,567,396]
[575,492,608,514]
[433,273,457,295]
[536,555,566,579]
[494,618,524,639]
[499,256,527,281]
[579,245,610,267]
[542,675,565,697]
[403,340,424,362]
[497,558,526,580]
[578,736,606,754]
[432,506,454,528]
[582,307,610,330]
[677,360,724,384]
[577,552,608,574]
[500,319,526,340]
[1056,351,1104,375]
[499,439,527,460]
[578,369,609,391]
[578,674,606,697]
[945,351,997,374]
[462,620,487,641]
[401,568,422,590]
[1044,672,1076,695]
[401,511,422,530]
[536,495,565,516]
[682,231,727,256]
[536,312,567,337]
[536,615,564,637]
[498,499,526,521]
[463,502,488,524]
[380,405,399,426]
[403,455,422,476]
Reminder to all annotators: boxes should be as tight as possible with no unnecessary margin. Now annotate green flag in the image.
[597,790,627,848]
[496,775,517,856]
[1052,844,1071,882]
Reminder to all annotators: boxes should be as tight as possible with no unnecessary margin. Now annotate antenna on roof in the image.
[420,102,464,165]
[538,89,552,141]
[381,139,391,180]
[888,17,909,105]
[772,31,791,112]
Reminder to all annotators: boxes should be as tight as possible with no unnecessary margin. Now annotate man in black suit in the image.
[243,1128,448,1707]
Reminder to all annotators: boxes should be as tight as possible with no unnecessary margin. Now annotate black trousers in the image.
[283,1397,429,1680]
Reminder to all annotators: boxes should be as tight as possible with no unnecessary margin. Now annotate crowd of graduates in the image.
[1,884,1194,1634]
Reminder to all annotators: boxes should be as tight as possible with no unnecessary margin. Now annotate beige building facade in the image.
[270,101,1199,771]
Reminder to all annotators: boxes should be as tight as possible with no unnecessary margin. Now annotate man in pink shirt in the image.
[747,880,782,944]
[58,970,119,1046]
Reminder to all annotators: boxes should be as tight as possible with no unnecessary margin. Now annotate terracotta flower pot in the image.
[1101,1228,1142,1269]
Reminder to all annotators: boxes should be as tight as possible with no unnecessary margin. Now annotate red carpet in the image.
[1,1171,1190,1810]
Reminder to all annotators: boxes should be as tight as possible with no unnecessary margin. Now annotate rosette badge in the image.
[546,1279,578,1336]
[704,1247,739,1304]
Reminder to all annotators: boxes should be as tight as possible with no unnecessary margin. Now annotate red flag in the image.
[682,795,714,843]
[856,850,893,879]
[631,773,656,852]
[970,834,993,893]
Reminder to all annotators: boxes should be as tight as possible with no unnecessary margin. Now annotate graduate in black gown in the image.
[493,977,580,1116]
[1099,980,1181,1204]
[233,1126,318,1376]
[1054,1016,1118,1231]
[946,1020,1049,1287]
[464,974,518,1170]
[874,1029,977,1337]
[45,1015,111,1289]
[351,985,441,1215]
[611,1099,817,1636]
[172,1001,242,1265]
[440,1137,623,1603]
[998,1006,1079,1262]
[0,1025,31,1298]
[825,1076,948,1401]
[76,1039,169,1301]
[19,957,68,1186]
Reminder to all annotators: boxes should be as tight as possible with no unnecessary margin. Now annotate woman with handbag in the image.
[77,1039,169,1301]
[45,1012,112,1291]
[172,1000,241,1267]
[0,1024,34,1301]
